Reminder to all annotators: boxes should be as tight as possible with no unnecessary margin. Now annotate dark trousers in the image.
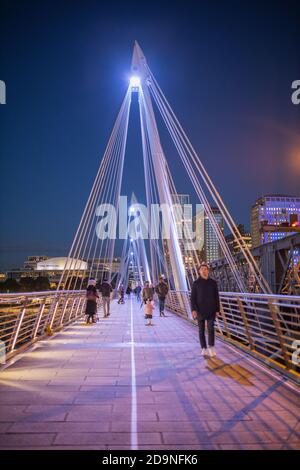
[197,317,215,348]
[158,297,165,314]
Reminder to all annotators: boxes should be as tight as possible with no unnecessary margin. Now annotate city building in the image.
[251,195,300,248]
[36,257,87,271]
[226,224,252,255]
[193,204,205,254]
[204,207,225,263]
[23,255,49,270]
[88,257,121,279]
[168,193,204,274]
[6,256,88,288]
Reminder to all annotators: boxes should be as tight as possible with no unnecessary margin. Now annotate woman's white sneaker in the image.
[201,348,208,356]
[208,347,217,357]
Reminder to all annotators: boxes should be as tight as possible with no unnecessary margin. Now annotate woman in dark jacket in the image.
[85,279,99,324]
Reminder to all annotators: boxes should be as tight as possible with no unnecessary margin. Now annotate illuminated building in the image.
[251,195,300,248]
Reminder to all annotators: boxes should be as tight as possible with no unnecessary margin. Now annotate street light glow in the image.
[130,76,140,88]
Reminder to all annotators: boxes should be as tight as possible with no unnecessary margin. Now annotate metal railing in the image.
[1,289,299,382]
[0,290,88,360]
[166,290,300,382]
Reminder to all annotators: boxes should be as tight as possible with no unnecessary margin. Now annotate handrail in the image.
[166,290,300,383]
[1,289,299,383]
[0,290,87,361]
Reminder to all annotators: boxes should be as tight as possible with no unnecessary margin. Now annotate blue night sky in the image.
[0,0,299,270]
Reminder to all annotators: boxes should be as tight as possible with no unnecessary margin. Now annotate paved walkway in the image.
[0,296,299,450]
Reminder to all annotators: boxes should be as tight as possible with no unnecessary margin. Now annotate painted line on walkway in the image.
[130,295,138,450]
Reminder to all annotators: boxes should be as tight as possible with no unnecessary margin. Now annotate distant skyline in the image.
[0,0,299,270]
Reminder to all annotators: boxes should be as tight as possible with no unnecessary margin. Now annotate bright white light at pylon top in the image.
[130,76,140,88]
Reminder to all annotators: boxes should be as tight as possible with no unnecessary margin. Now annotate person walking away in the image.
[85,279,99,324]
[155,276,169,317]
[191,262,220,357]
[126,285,131,298]
[118,285,125,304]
[135,284,142,302]
[100,277,113,318]
[144,299,154,326]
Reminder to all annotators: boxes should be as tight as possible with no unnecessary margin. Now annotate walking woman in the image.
[85,279,99,324]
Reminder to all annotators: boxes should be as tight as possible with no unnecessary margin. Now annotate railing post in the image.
[80,295,86,316]
[49,296,60,330]
[79,296,86,317]
[11,298,28,351]
[68,298,77,322]
[237,297,255,350]
[218,302,232,339]
[60,297,69,326]
[268,299,290,368]
[32,300,46,339]
[74,296,83,319]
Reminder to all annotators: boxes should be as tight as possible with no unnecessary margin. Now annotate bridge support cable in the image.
[140,122,200,290]
[131,42,246,293]
[139,91,161,283]
[145,64,271,294]
[138,87,189,295]
[148,81,246,292]
[130,193,152,285]
[87,91,131,285]
[56,88,132,292]
[140,93,202,290]
[116,237,130,290]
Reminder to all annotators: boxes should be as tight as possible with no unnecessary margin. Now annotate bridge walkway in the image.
[0,296,299,450]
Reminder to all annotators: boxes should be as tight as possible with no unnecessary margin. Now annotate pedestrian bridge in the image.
[0,293,299,450]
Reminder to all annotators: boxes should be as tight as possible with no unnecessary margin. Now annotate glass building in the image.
[204,207,224,263]
[251,195,300,247]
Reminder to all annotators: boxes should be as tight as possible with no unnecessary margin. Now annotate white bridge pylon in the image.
[57,41,272,297]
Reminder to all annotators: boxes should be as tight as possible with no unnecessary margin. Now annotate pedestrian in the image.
[191,262,220,357]
[142,281,153,303]
[85,279,99,324]
[144,299,154,326]
[126,285,132,298]
[100,277,113,318]
[135,284,142,301]
[117,284,125,304]
[155,275,169,317]
[149,282,155,299]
